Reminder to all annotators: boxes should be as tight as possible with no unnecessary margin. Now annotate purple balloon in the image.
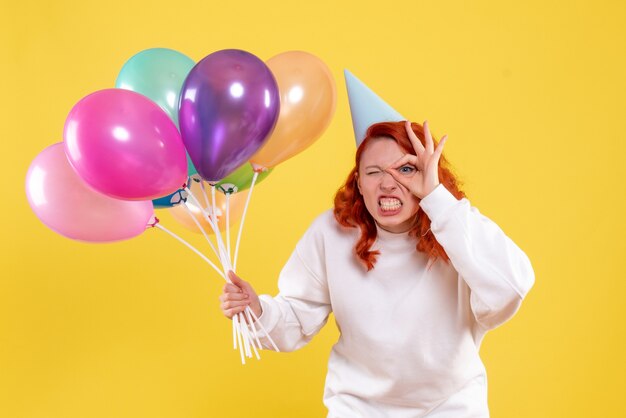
[179,49,280,182]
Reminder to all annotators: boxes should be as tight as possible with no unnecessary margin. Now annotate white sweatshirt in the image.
[252,183,535,417]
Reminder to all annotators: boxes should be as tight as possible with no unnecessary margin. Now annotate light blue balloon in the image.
[116,48,194,125]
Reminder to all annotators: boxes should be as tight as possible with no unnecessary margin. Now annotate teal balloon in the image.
[116,47,197,177]
[186,153,197,177]
[116,48,194,125]
[215,163,272,194]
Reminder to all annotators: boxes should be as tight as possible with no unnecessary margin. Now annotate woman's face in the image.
[357,137,420,233]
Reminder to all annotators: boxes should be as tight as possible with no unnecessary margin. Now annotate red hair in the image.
[333,121,466,271]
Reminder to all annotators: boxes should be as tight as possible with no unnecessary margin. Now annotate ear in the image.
[355,172,362,194]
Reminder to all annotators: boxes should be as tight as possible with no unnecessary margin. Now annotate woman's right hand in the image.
[219,270,262,320]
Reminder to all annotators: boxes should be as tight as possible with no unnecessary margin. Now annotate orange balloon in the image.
[250,51,336,168]
[168,181,249,234]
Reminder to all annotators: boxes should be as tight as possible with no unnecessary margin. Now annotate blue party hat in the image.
[344,69,405,147]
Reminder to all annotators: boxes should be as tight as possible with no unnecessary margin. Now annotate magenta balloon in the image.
[64,89,187,200]
[178,49,280,183]
[25,143,155,242]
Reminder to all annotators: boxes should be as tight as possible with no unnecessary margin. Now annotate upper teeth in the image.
[379,198,401,210]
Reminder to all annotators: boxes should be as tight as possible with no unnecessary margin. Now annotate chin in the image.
[375,210,418,231]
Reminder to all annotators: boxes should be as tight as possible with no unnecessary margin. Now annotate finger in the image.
[385,154,419,171]
[223,283,242,294]
[385,167,412,190]
[230,272,256,296]
[224,306,247,319]
[227,270,247,289]
[423,120,434,155]
[405,120,425,155]
[228,292,250,301]
[222,299,251,310]
[219,292,249,303]
[433,135,448,162]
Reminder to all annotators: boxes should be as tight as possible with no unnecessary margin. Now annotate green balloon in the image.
[116,47,197,176]
[215,163,272,194]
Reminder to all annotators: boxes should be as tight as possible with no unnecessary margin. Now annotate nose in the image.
[379,171,398,191]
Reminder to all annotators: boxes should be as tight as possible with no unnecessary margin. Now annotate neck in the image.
[375,216,418,234]
[373,221,416,251]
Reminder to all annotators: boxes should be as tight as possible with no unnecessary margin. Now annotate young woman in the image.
[220,120,535,417]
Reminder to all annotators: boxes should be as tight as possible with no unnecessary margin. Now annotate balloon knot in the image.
[251,162,267,173]
[148,216,160,228]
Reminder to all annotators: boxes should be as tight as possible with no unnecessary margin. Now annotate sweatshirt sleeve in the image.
[418,183,535,331]
[249,217,332,352]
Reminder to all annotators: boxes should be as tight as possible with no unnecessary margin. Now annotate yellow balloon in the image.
[168,181,249,234]
[250,51,336,168]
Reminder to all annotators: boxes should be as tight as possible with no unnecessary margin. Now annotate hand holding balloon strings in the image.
[27,47,336,365]
[118,49,270,361]
[182,176,278,363]
[176,183,258,363]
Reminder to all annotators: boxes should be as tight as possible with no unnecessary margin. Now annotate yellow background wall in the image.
[1,0,625,416]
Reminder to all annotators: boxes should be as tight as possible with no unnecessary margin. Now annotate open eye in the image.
[399,165,416,174]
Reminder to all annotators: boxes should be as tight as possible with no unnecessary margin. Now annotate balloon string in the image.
[208,185,231,271]
[211,184,217,224]
[240,315,250,364]
[244,307,263,354]
[240,312,261,359]
[154,223,225,280]
[246,306,280,352]
[188,185,247,360]
[199,181,211,212]
[226,193,232,263]
[234,171,259,271]
[185,186,253,362]
[184,187,231,272]
[233,316,238,350]
[217,187,261,361]
[184,184,265,362]
[210,184,227,265]
[181,202,220,260]
[233,314,246,364]
[243,316,259,360]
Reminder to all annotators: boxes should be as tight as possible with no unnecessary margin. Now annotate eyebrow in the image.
[365,165,383,170]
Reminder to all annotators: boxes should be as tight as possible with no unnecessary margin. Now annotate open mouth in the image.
[378,197,402,212]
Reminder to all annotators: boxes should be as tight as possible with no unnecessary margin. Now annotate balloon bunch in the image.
[25,47,336,364]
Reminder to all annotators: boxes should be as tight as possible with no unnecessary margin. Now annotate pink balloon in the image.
[25,143,155,242]
[64,89,187,200]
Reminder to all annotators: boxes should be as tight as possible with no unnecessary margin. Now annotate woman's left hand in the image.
[384,120,448,199]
